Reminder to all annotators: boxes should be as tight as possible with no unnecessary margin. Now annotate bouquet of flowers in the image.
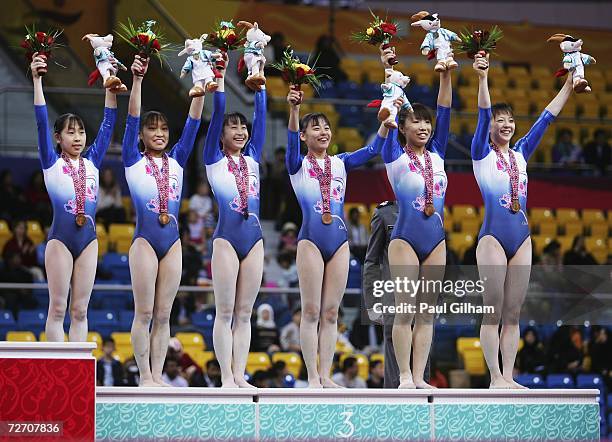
[20,24,64,76]
[269,47,327,92]
[116,19,173,66]
[202,20,246,69]
[351,10,399,64]
[456,26,503,62]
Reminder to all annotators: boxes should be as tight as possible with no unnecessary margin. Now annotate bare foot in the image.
[414,380,437,389]
[307,377,323,388]
[321,377,343,388]
[504,378,528,390]
[489,377,513,389]
[235,377,256,389]
[139,379,159,387]
[221,376,239,388]
[398,374,416,389]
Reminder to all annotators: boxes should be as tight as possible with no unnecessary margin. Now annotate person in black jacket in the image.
[96,338,125,386]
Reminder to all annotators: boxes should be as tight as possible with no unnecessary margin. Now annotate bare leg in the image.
[232,240,264,388]
[150,240,182,386]
[476,235,513,389]
[68,240,98,341]
[413,241,446,388]
[319,242,350,388]
[45,240,73,341]
[211,238,240,388]
[389,238,419,389]
[296,240,325,388]
[501,237,532,389]
[129,238,159,387]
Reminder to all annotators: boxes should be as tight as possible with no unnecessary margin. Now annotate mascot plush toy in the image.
[82,33,127,92]
[237,21,270,91]
[548,33,596,93]
[368,68,413,129]
[410,12,459,72]
[179,36,222,97]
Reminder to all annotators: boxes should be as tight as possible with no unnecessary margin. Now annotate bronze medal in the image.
[322,212,332,225]
[511,199,520,213]
[76,214,86,227]
[424,204,435,217]
[159,213,170,225]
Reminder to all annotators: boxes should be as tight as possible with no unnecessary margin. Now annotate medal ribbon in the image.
[61,152,86,219]
[306,153,331,215]
[145,152,169,216]
[492,144,519,208]
[226,153,250,215]
[404,147,434,209]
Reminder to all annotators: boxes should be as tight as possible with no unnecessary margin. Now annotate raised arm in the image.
[85,89,118,168]
[245,88,267,162]
[203,66,226,166]
[340,134,386,171]
[437,70,452,108]
[123,56,148,167]
[471,53,492,160]
[544,74,573,117]
[432,72,453,158]
[127,55,147,118]
[31,54,57,169]
[285,87,304,175]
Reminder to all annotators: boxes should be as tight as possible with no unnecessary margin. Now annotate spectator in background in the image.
[268,360,290,388]
[263,147,288,220]
[517,327,547,374]
[347,207,368,263]
[180,228,203,286]
[187,209,205,248]
[583,129,611,175]
[428,360,449,388]
[3,220,44,281]
[251,303,281,353]
[24,171,51,225]
[36,226,51,270]
[563,235,597,265]
[277,252,298,288]
[167,337,204,386]
[313,34,346,83]
[367,359,384,388]
[96,338,125,386]
[170,290,195,327]
[264,32,286,76]
[278,222,298,256]
[96,168,126,228]
[462,240,477,265]
[0,251,36,315]
[552,128,582,165]
[589,326,611,387]
[189,182,213,220]
[280,307,301,353]
[550,326,585,374]
[251,370,270,388]
[204,359,222,387]
[0,170,26,222]
[161,357,189,387]
[332,356,366,388]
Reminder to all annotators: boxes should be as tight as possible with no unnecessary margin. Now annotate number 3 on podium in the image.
[338,410,355,438]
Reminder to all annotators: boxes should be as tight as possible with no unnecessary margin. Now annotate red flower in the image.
[226,34,236,45]
[20,40,30,49]
[138,33,150,46]
[151,39,161,51]
[130,36,138,44]
[46,35,54,46]
[296,67,306,80]
[380,23,397,35]
[35,32,46,43]
[281,70,290,82]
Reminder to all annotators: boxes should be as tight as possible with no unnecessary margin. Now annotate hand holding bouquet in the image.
[351,10,399,65]
[20,24,64,76]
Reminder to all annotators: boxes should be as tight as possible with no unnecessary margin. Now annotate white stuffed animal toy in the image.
[410,11,459,72]
[82,33,127,92]
[548,33,597,93]
[237,21,271,91]
[179,36,222,97]
[368,68,413,129]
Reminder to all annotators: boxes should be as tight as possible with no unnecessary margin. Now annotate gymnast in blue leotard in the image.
[31,53,117,343]
[123,55,204,387]
[471,53,574,389]
[203,53,266,388]
[376,45,453,390]
[286,86,385,388]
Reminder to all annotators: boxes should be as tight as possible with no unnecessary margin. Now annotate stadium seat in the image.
[97,224,108,257]
[344,203,370,228]
[546,373,575,388]
[6,331,37,341]
[458,218,480,236]
[108,224,135,254]
[585,237,606,254]
[589,222,609,237]
[537,220,558,236]
[456,337,481,355]
[582,209,606,226]
[101,253,130,281]
[118,310,134,332]
[531,235,554,255]
[530,208,555,223]
[452,205,478,220]
[247,352,271,374]
[556,236,575,254]
[39,332,67,342]
[370,353,384,364]
[272,352,302,377]
[89,310,119,337]
[17,310,47,336]
[577,374,605,397]
[515,374,545,389]
[448,233,476,258]
[339,353,369,380]
[110,332,131,348]
[0,220,11,252]
[88,332,103,358]
[0,310,16,339]
[193,350,216,371]
[26,220,45,245]
[175,332,206,352]
[563,222,584,238]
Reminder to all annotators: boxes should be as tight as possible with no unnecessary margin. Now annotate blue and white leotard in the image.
[122,114,201,259]
[204,90,266,260]
[472,107,555,259]
[287,131,385,262]
[382,105,451,261]
[35,104,116,258]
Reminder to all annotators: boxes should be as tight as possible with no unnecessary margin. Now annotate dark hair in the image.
[206,359,220,371]
[54,113,85,154]
[397,103,433,147]
[220,112,249,149]
[491,103,514,119]
[342,356,357,371]
[300,113,331,132]
[139,111,169,151]
[103,338,115,346]
[369,359,382,370]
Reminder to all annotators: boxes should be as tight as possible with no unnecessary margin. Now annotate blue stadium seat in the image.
[17,310,47,335]
[515,374,545,389]
[546,373,575,388]
[0,310,16,339]
[316,80,338,99]
[346,258,362,289]
[336,81,362,99]
[118,310,134,332]
[432,324,457,363]
[33,289,49,308]
[337,104,363,128]
[577,374,606,402]
[88,310,118,338]
[455,325,478,338]
[360,82,381,100]
[192,311,215,349]
[283,373,296,388]
[101,253,130,282]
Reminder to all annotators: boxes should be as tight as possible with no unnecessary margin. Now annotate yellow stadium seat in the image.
[448,233,476,257]
[530,208,555,223]
[537,221,558,236]
[39,332,67,342]
[452,205,478,220]
[509,76,534,91]
[110,332,131,348]
[108,223,135,253]
[335,127,364,150]
[97,224,108,257]
[339,353,369,380]
[463,348,487,376]
[531,235,554,255]
[585,237,606,253]
[555,236,574,254]
[247,352,271,374]
[7,331,37,342]
[344,203,371,228]
[592,250,608,265]
[457,337,481,355]
[27,220,45,245]
[175,332,206,352]
[193,351,216,371]
[88,332,103,358]
[272,352,303,378]
[371,353,384,364]
[443,213,454,232]
[589,222,609,237]
[489,88,506,103]
[459,218,480,236]
[114,347,133,363]
[507,66,529,78]
[563,221,584,238]
[121,196,132,219]
[0,220,12,252]
[582,209,606,226]
[509,100,530,116]
[556,208,580,225]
